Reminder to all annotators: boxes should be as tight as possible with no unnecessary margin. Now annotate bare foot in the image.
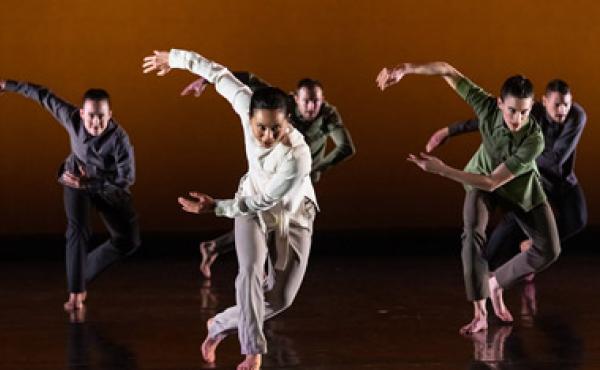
[460,316,488,335]
[63,292,86,311]
[68,305,86,323]
[237,354,262,370]
[201,318,224,363]
[488,277,513,323]
[199,241,218,279]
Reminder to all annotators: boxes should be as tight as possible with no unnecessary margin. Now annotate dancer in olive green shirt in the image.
[377,62,560,335]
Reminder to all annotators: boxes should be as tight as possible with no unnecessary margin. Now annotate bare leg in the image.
[237,354,262,370]
[460,300,488,335]
[201,318,225,364]
[488,276,513,323]
[199,241,218,279]
[520,239,535,282]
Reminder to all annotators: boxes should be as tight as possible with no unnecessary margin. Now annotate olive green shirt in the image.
[455,77,546,211]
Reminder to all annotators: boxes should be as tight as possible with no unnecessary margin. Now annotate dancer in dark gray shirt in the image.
[0,79,140,311]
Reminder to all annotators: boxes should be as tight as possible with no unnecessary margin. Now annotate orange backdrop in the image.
[0,0,598,233]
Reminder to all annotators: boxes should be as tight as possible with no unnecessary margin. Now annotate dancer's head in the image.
[294,78,324,121]
[497,75,534,132]
[250,87,290,148]
[80,89,112,136]
[542,79,572,123]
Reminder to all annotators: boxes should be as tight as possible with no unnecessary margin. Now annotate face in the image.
[497,95,534,132]
[542,91,572,123]
[80,99,111,136]
[294,86,324,121]
[250,109,289,148]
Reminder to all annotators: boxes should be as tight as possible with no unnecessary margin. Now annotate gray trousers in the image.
[462,190,560,301]
[208,200,316,355]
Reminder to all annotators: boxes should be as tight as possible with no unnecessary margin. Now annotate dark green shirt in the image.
[455,77,546,211]
[234,72,355,183]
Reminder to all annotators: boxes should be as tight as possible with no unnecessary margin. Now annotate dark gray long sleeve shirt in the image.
[448,101,586,192]
[5,80,135,193]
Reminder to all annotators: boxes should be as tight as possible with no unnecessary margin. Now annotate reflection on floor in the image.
[0,251,595,369]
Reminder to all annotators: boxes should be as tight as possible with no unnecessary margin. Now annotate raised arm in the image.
[376,62,464,91]
[180,71,271,97]
[0,79,77,129]
[143,49,252,118]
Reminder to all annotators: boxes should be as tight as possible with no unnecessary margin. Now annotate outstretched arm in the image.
[178,152,310,218]
[217,151,311,218]
[180,71,271,97]
[376,62,464,91]
[143,49,252,118]
[408,152,514,192]
[410,132,543,191]
[0,79,77,129]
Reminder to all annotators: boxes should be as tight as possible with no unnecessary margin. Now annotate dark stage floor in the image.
[0,242,597,369]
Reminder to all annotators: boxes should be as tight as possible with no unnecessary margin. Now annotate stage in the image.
[0,233,594,369]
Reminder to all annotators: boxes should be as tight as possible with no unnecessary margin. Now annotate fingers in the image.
[78,164,87,177]
[180,85,193,96]
[61,172,80,188]
[178,197,198,213]
[142,65,157,74]
[420,152,433,159]
[425,138,436,153]
[375,68,389,90]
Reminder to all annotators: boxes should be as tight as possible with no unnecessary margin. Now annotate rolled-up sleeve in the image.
[504,133,544,176]
[454,77,497,120]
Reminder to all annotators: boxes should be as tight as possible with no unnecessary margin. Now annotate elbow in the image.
[342,144,356,159]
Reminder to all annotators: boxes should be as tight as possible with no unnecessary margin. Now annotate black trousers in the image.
[64,186,141,293]
[486,183,587,269]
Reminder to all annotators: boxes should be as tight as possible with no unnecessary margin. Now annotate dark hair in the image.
[82,88,111,106]
[296,78,323,91]
[500,75,534,100]
[250,87,289,117]
[545,79,570,96]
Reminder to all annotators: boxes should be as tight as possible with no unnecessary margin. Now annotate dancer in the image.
[143,49,318,370]
[376,63,560,334]
[426,79,586,270]
[0,79,140,311]
[182,73,355,278]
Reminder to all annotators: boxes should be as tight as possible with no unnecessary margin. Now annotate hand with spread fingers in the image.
[407,152,447,175]
[376,64,409,91]
[142,50,171,76]
[61,165,89,189]
[178,192,216,214]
